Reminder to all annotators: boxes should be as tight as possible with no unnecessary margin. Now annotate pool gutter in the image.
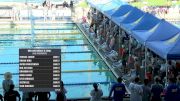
[76,23,131,95]
[76,23,119,78]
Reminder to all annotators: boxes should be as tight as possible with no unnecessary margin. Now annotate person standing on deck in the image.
[56,81,67,101]
[177,75,180,88]
[150,76,163,101]
[2,72,14,95]
[90,83,103,101]
[4,84,21,101]
[109,77,126,101]
[142,79,151,101]
[164,78,180,101]
[0,94,3,101]
[129,77,143,101]
[35,92,51,101]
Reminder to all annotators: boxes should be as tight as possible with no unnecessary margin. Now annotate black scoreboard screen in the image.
[19,49,61,92]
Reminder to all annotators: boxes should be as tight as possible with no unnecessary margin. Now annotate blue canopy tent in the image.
[121,13,161,34]
[95,0,113,11]
[114,7,145,30]
[132,20,180,45]
[120,7,145,25]
[103,3,128,19]
[147,33,180,60]
[101,0,127,18]
[147,31,180,83]
[100,0,125,11]
[103,7,119,19]
[87,0,111,9]
[111,5,134,26]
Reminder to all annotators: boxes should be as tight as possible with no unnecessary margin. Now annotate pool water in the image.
[0,20,117,99]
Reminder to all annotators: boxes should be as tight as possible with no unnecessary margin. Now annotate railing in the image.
[0,8,72,20]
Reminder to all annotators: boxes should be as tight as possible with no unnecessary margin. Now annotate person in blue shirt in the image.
[151,76,163,101]
[164,78,180,101]
[109,77,126,101]
[177,75,180,88]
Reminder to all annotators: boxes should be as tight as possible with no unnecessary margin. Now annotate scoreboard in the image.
[19,49,61,92]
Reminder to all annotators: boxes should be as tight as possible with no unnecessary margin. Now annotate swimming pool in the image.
[0,20,117,99]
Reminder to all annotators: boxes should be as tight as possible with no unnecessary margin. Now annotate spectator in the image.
[70,0,73,8]
[151,76,163,101]
[42,0,47,7]
[109,77,126,101]
[164,78,180,101]
[134,58,140,76]
[2,72,14,95]
[56,91,65,101]
[90,83,103,101]
[22,92,35,101]
[4,84,21,101]
[142,79,151,101]
[0,94,3,101]
[35,92,50,101]
[129,77,143,101]
[177,75,180,88]
[127,54,135,69]
[63,1,68,8]
[56,81,67,101]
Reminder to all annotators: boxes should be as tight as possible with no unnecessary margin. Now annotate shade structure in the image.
[146,32,180,60]
[87,0,111,8]
[121,13,161,34]
[120,7,145,24]
[111,5,134,26]
[101,0,127,16]
[132,20,180,45]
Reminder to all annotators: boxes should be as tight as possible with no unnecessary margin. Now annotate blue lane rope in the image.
[0,40,30,41]
[0,34,31,36]
[0,38,84,41]
[62,51,93,53]
[35,44,88,46]
[0,59,102,64]
[64,81,116,86]
[35,28,78,30]
[0,33,80,36]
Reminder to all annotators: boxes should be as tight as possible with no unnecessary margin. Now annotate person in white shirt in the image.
[90,83,103,101]
[129,77,143,101]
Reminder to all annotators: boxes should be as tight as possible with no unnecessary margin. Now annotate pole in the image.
[165,59,168,86]
[144,47,147,77]
[30,7,35,48]
[119,27,121,48]
[128,35,131,57]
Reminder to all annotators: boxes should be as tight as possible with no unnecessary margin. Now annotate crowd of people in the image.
[141,6,180,20]
[0,71,180,101]
[81,6,180,101]
[0,72,67,101]
[10,0,74,21]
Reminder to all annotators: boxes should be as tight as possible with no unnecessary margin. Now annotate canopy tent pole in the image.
[109,20,112,32]
[94,8,98,32]
[103,16,105,34]
[144,47,147,77]
[29,5,35,48]
[128,35,131,57]
[165,59,168,86]
[119,27,122,51]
